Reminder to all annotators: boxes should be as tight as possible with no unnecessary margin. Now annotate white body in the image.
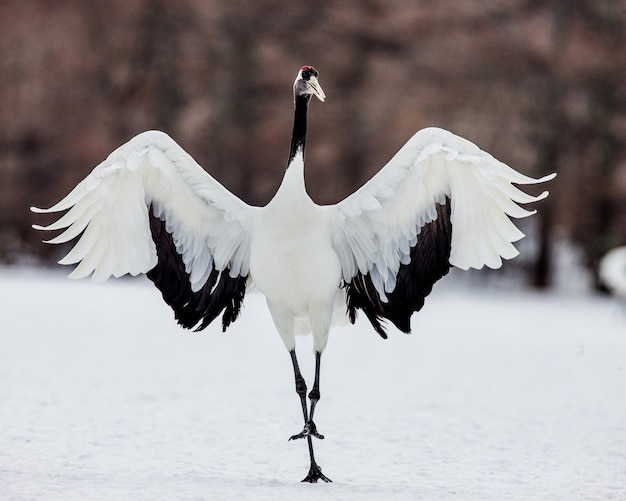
[249,152,345,351]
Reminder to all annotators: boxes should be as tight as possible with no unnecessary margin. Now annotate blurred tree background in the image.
[1,0,625,289]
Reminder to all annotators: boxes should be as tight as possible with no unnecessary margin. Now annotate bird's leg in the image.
[308,351,322,420]
[288,350,324,441]
[300,351,331,483]
[307,351,324,438]
[300,433,331,483]
[288,349,309,429]
[287,350,330,483]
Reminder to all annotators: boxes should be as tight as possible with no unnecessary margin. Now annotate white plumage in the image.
[333,127,552,296]
[34,131,252,287]
[33,127,553,302]
[32,66,555,483]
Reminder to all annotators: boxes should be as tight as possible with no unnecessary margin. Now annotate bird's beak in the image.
[307,76,326,102]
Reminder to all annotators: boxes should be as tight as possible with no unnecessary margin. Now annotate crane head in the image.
[294,66,326,102]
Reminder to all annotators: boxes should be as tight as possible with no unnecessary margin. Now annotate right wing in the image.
[32,130,255,330]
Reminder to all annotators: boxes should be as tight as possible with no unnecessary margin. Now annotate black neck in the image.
[287,94,311,167]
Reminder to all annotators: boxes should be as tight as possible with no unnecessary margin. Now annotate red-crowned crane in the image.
[32,66,555,483]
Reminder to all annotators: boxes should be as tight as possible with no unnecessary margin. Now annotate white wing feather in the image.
[32,131,253,290]
[332,127,555,298]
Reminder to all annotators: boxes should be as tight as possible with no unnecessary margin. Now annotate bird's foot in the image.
[301,461,332,483]
[288,420,324,441]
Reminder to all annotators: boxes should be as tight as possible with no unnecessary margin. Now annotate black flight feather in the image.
[345,199,452,337]
[146,210,247,332]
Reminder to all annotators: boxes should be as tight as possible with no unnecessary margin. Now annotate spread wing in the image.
[32,130,255,331]
[331,127,556,336]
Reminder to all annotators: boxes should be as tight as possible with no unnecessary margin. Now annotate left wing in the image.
[331,127,555,336]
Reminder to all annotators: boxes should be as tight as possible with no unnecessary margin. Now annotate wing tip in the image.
[541,172,557,182]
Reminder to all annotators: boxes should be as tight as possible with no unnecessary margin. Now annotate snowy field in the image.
[1,268,625,500]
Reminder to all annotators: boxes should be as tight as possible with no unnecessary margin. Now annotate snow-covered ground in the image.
[1,268,625,500]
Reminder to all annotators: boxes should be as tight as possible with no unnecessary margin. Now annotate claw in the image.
[289,420,324,441]
[302,462,332,483]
